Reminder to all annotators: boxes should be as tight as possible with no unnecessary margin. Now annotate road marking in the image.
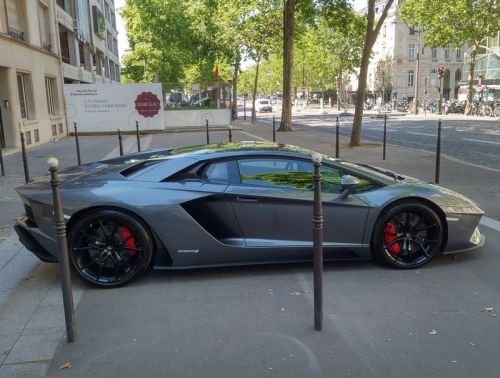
[407,132,437,137]
[462,138,500,146]
[239,130,268,141]
[480,216,500,232]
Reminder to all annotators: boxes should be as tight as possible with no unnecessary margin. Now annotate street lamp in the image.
[382,72,385,108]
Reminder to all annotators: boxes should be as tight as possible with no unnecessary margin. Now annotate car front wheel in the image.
[69,210,154,287]
[372,202,443,269]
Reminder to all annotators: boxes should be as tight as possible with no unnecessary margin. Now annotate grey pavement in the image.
[0,115,499,377]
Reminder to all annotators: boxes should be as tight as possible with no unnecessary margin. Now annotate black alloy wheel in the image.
[373,202,443,269]
[69,210,153,287]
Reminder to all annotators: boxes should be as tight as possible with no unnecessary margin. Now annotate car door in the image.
[225,157,371,261]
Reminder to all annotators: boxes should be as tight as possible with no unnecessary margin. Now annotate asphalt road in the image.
[255,110,500,171]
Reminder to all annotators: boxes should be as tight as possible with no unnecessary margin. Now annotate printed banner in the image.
[64,83,164,132]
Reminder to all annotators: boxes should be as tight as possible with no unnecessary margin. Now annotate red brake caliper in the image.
[120,226,137,256]
[384,221,401,255]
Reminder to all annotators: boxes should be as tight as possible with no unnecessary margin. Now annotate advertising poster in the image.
[64,83,164,132]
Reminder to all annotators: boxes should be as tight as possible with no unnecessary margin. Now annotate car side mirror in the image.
[339,175,360,199]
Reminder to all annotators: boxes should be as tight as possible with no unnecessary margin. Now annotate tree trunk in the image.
[464,47,477,116]
[350,31,373,146]
[350,0,394,146]
[251,58,260,124]
[231,61,240,121]
[279,0,295,132]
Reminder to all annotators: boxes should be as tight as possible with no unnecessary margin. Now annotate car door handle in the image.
[236,196,260,202]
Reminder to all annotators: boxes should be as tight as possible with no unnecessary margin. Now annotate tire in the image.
[494,107,500,118]
[69,209,154,288]
[372,202,443,269]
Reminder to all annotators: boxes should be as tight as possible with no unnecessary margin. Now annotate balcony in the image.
[8,27,25,42]
[41,42,52,52]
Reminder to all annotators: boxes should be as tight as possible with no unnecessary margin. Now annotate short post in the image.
[435,119,442,184]
[206,119,210,144]
[383,113,387,160]
[19,129,30,183]
[273,116,276,143]
[74,122,81,166]
[135,121,141,152]
[312,152,324,331]
[117,128,124,156]
[48,157,77,343]
[228,125,233,143]
[335,116,340,158]
[243,100,247,121]
[0,142,5,176]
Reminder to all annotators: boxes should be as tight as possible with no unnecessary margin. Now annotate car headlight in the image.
[469,227,482,245]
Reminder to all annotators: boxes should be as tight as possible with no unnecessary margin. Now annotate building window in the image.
[25,131,32,145]
[432,48,437,61]
[51,124,57,136]
[59,31,70,64]
[409,27,415,35]
[16,72,35,120]
[431,69,437,87]
[38,1,51,51]
[456,48,462,61]
[45,77,59,115]
[58,123,63,134]
[445,45,451,61]
[408,70,414,87]
[6,0,28,42]
[408,44,416,60]
[34,129,40,142]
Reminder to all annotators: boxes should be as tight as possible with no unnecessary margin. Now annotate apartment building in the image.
[0,0,67,149]
[353,1,466,106]
[0,0,120,150]
[57,0,120,84]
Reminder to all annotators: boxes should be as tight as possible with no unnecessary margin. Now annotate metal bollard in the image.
[312,152,324,331]
[19,129,30,183]
[228,125,233,143]
[273,116,276,143]
[0,142,5,176]
[335,116,340,158]
[383,113,387,160]
[435,119,442,184]
[117,128,124,156]
[135,121,141,152]
[206,119,210,144]
[47,157,77,343]
[74,122,81,166]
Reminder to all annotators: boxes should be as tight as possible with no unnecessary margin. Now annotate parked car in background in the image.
[255,99,273,113]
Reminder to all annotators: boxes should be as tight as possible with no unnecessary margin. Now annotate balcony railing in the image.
[8,27,25,42]
[41,42,52,52]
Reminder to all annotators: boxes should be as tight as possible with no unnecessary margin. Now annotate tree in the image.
[400,0,500,115]
[279,0,296,132]
[350,0,394,146]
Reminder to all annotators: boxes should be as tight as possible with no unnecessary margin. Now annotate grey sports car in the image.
[15,142,485,287]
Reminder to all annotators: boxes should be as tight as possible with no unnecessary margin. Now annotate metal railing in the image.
[8,27,25,41]
[41,42,52,52]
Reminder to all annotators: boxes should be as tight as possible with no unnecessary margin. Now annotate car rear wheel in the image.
[69,210,153,287]
[373,202,443,269]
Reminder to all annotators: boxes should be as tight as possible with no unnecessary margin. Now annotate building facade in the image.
[352,1,466,107]
[57,0,120,84]
[0,0,119,150]
[462,33,500,102]
[0,0,67,149]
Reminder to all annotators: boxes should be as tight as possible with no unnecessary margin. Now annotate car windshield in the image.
[259,100,270,104]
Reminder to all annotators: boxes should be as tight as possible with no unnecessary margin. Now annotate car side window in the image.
[237,158,342,193]
[200,160,238,182]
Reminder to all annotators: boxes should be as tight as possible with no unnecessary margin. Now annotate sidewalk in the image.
[0,119,499,377]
